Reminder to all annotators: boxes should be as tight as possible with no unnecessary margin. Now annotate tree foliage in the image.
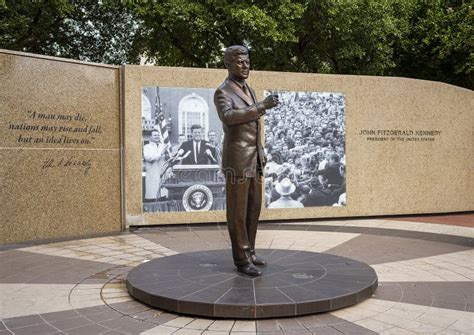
[296,0,401,75]
[390,0,473,88]
[0,0,472,88]
[127,0,305,68]
[0,0,138,64]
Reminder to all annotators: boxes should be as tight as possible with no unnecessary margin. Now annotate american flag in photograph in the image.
[154,88,170,146]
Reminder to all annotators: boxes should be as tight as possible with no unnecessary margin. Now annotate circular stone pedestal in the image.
[126,249,377,319]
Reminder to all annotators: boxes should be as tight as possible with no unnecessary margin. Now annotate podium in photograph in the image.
[159,164,225,212]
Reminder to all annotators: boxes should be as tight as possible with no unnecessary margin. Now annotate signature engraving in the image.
[42,157,92,175]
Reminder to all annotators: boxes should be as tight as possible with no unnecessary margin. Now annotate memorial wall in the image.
[0,50,122,244]
[1,50,472,243]
[124,65,473,226]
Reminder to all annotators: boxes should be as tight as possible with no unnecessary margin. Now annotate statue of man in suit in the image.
[214,45,279,276]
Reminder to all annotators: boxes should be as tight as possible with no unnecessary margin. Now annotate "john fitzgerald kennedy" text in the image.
[359,129,442,142]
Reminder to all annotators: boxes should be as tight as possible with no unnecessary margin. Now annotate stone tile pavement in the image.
[0,215,472,334]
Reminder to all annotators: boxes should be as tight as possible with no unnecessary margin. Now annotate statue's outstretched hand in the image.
[262,94,279,109]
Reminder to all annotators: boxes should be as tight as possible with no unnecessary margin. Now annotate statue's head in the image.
[224,45,250,81]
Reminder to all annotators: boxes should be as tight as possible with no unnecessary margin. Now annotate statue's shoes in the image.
[237,263,262,276]
[251,255,267,266]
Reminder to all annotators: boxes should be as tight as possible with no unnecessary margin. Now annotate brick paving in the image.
[0,215,472,334]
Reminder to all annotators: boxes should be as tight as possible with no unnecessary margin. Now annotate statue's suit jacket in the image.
[214,78,266,177]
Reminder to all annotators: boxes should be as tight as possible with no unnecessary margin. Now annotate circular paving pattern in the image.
[126,249,378,319]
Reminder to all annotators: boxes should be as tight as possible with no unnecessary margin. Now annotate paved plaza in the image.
[0,215,472,334]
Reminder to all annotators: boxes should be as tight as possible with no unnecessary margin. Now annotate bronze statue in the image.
[214,45,279,276]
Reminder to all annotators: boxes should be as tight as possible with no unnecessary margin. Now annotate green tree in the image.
[295,0,401,75]
[1,0,472,88]
[127,0,305,68]
[0,0,74,55]
[391,0,473,89]
[0,0,138,64]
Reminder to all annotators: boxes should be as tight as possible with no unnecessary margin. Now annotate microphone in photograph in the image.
[205,149,217,163]
[173,149,191,162]
[182,150,192,158]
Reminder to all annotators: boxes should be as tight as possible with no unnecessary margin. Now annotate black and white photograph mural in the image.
[263,90,346,208]
[141,87,225,212]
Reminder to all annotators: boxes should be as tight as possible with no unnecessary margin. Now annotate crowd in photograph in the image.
[264,91,346,208]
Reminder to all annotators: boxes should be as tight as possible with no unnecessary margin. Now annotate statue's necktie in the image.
[242,84,251,98]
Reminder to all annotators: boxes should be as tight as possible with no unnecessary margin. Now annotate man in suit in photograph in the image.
[214,45,279,276]
[177,124,217,165]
